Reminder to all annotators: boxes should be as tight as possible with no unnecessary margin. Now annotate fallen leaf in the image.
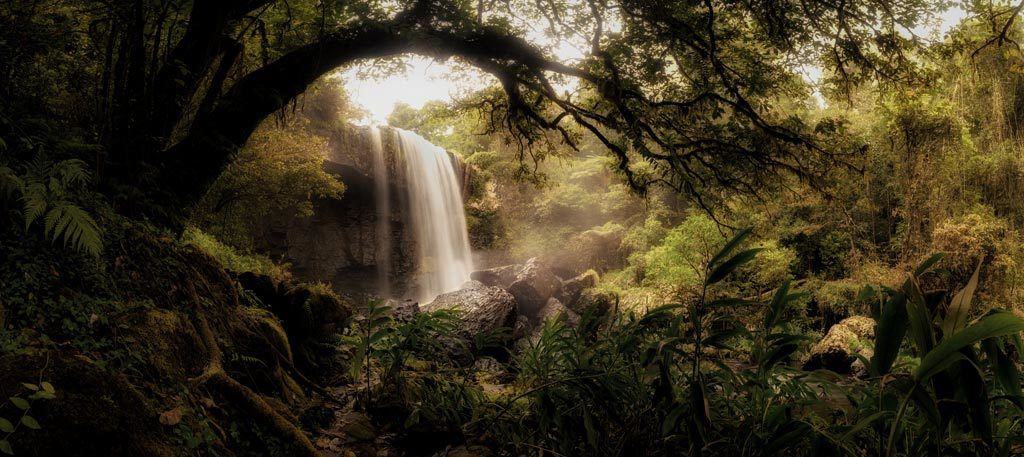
[159,407,182,426]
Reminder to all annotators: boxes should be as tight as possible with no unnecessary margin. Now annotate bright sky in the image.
[341,7,968,124]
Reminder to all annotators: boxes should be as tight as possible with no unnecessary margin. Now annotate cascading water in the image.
[392,128,474,303]
[369,127,391,298]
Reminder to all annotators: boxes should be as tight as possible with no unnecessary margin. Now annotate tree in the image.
[2,0,943,225]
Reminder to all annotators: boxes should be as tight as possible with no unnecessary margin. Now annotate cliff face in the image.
[255,125,469,299]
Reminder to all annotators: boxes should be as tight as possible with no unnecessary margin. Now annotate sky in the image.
[341,6,968,125]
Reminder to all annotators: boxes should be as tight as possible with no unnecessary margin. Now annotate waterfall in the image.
[369,127,391,298]
[392,128,474,303]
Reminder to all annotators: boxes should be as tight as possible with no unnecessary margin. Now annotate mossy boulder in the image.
[558,270,599,309]
[570,289,616,318]
[802,316,875,375]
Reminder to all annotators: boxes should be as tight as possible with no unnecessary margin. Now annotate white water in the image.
[392,128,474,303]
[369,127,391,298]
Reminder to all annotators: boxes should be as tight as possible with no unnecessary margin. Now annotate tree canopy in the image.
[0,0,961,223]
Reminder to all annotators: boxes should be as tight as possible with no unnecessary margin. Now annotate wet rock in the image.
[385,298,420,322]
[558,270,599,308]
[473,356,504,373]
[536,297,580,327]
[470,264,521,288]
[460,279,488,290]
[803,316,875,375]
[511,315,531,340]
[424,284,518,342]
[507,258,563,321]
[569,289,616,318]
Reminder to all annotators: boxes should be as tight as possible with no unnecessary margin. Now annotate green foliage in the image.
[193,117,345,249]
[1,157,101,257]
[181,227,290,281]
[862,255,1024,455]
[479,231,827,455]
[0,381,56,455]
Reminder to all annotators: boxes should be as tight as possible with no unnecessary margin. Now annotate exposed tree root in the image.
[189,312,321,457]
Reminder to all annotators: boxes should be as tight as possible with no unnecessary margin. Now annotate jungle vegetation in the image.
[5,0,1024,456]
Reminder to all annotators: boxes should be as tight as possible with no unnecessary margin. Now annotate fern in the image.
[42,203,102,257]
[1,157,102,257]
[21,182,46,230]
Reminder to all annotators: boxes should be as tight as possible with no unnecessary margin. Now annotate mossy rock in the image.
[802,316,875,375]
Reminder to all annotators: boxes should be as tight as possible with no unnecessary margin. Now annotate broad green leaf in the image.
[8,397,28,410]
[706,248,762,285]
[903,278,935,355]
[763,280,791,331]
[20,415,39,430]
[584,411,599,449]
[961,349,993,442]
[984,337,1023,399]
[914,253,946,276]
[708,228,751,267]
[40,382,54,394]
[0,417,12,433]
[20,383,37,392]
[941,260,982,337]
[0,439,11,455]
[662,404,685,436]
[840,411,891,440]
[915,312,1024,381]
[871,292,908,376]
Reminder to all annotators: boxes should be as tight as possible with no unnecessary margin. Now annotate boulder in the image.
[558,270,599,308]
[803,316,875,375]
[385,298,420,322]
[507,258,563,321]
[424,284,518,341]
[280,285,354,337]
[336,411,376,442]
[569,289,616,318]
[460,279,488,290]
[536,297,580,328]
[511,315,532,341]
[236,271,283,302]
[235,272,354,357]
[470,264,521,288]
[473,356,505,373]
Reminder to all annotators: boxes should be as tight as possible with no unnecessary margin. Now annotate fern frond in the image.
[50,158,90,191]
[21,182,48,230]
[0,165,23,199]
[43,202,102,257]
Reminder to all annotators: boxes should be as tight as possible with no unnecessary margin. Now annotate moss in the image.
[182,226,291,282]
[0,217,331,455]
